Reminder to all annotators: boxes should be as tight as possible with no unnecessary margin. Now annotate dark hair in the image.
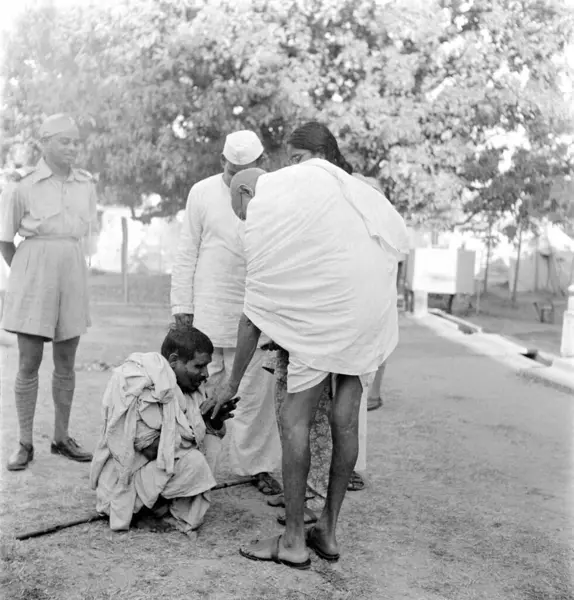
[288,121,354,174]
[161,323,214,362]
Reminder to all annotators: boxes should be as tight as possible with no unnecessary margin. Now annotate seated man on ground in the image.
[90,323,237,535]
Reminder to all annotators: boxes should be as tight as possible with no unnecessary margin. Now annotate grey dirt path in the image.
[0,306,572,600]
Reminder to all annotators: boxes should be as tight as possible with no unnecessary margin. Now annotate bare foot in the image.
[240,534,309,566]
[306,525,339,559]
[253,472,282,495]
[267,493,285,507]
[184,529,198,542]
[132,512,173,533]
[163,515,198,540]
[347,471,365,491]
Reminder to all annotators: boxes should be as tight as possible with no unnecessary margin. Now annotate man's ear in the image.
[239,183,254,198]
[168,352,179,367]
[220,154,227,169]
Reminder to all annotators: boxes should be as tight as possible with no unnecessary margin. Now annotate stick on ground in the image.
[15,476,259,541]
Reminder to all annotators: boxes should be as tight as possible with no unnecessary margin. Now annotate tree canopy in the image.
[1,0,573,227]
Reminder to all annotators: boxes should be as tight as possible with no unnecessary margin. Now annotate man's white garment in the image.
[206,348,278,476]
[171,175,246,345]
[90,352,220,532]
[243,158,410,394]
[170,174,281,476]
[352,172,402,471]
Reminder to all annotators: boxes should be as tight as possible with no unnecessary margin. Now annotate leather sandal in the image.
[239,535,311,570]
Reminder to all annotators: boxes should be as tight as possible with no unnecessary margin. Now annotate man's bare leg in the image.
[240,379,324,563]
[281,380,325,554]
[311,374,362,556]
[367,361,385,411]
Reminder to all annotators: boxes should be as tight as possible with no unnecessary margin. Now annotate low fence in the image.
[89,216,175,306]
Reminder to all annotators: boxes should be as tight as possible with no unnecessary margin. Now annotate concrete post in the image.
[412,290,428,317]
[560,284,574,358]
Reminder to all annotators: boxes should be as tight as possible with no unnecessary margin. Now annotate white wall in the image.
[89,206,184,274]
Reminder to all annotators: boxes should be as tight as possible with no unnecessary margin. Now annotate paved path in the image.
[0,308,572,599]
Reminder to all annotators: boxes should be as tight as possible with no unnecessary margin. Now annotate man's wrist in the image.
[227,380,240,395]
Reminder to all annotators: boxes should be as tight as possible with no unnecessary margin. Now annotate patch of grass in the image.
[462,284,564,355]
[0,537,64,600]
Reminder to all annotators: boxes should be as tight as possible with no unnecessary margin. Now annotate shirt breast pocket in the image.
[68,189,93,225]
[28,197,62,221]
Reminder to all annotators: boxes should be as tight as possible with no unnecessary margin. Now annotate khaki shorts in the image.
[2,237,90,342]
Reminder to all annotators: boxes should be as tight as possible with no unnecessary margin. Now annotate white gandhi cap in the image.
[223,130,264,166]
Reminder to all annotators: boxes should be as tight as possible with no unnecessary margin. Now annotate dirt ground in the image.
[87,271,172,306]
[1,296,573,599]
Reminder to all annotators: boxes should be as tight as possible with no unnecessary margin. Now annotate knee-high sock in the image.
[52,371,75,443]
[14,374,39,445]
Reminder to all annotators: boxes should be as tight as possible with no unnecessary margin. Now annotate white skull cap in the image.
[223,130,264,166]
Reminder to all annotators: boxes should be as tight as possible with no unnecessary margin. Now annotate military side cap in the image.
[39,114,79,139]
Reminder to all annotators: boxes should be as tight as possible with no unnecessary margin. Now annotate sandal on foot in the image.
[253,472,282,495]
[305,527,340,562]
[267,494,285,507]
[239,534,311,570]
[267,492,315,508]
[347,471,365,491]
[367,396,383,411]
[277,507,318,527]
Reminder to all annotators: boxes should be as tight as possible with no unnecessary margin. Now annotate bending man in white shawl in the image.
[205,158,409,568]
[90,324,237,535]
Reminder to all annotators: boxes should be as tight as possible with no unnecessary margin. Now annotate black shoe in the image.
[51,437,92,462]
[7,442,34,471]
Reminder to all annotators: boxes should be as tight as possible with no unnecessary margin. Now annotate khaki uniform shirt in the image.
[0,158,98,242]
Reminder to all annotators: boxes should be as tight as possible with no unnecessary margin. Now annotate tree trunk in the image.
[533,233,539,292]
[511,222,524,306]
[121,217,129,304]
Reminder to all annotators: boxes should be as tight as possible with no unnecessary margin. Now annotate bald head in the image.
[230,168,266,221]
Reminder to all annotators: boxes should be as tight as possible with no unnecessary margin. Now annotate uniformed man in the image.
[0,113,97,471]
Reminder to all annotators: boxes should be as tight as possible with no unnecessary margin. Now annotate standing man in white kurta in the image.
[170,131,282,496]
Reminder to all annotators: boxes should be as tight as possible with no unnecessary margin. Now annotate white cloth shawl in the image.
[243,159,409,377]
